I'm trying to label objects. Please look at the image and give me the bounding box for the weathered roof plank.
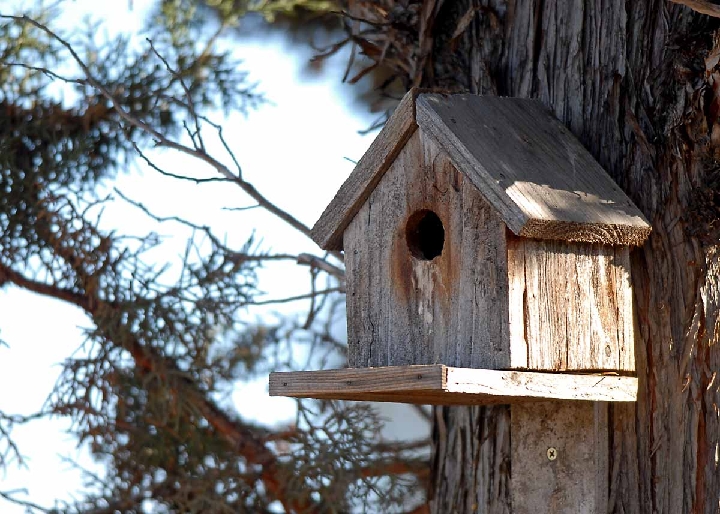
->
[416,94,651,245]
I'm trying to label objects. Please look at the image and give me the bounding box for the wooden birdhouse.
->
[270,90,651,513]
[270,89,650,406]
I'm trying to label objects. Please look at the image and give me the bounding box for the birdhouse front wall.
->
[343,129,511,370]
[342,129,637,374]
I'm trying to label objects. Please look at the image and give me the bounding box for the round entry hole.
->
[406,210,444,260]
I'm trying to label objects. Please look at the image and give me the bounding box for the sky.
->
[0,1,428,511]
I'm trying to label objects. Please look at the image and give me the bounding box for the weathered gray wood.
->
[269,365,638,404]
[507,236,635,371]
[511,402,609,514]
[310,88,420,251]
[344,128,510,369]
[446,368,636,401]
[416,94,651,246]
[613,247,635,371]
[507,231,528,369]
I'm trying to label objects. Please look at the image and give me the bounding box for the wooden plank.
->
[588,247,622,370]
[614,246,635,371]
[310,88,421,251]
[445,368,636,401]
[342,204,367,368]
[566,243,594,370]
[343,129,510,369]
[343,131,420,367]
[271,365,445,396]
[511,402,609,514]
[419,131,510,369]
[524,239,568,369]
[269,366,638,405]
[416,93,651,246]
[507,233,528,368]
[507,238,635,372]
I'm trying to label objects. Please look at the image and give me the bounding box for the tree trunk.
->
[425,1,720,512]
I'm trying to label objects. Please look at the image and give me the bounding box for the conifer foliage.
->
[0,1,428,512]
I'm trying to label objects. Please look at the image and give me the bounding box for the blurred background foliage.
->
[0,0,430,512]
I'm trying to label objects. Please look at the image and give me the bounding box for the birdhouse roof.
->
[311,89,651,251]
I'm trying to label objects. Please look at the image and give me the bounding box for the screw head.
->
[547,447,558,461]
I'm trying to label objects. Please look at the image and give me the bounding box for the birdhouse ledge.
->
[269,366,637,404]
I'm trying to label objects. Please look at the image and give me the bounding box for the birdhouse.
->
[270,89,650,405]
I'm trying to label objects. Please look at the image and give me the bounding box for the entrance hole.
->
[405,209,444,260]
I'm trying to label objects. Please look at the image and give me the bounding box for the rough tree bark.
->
[422,1,720,512]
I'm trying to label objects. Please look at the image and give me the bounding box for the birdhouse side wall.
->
[507,235,635,372]
[343,129,511,369]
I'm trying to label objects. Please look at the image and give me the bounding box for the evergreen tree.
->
[0,1,426,512]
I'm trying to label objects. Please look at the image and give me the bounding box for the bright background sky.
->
[0,1,428,511]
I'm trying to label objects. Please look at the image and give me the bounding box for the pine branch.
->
[1,14,337,262]
[251,287,344,306]
[0,489,53,513]
[359,457,429,479]
[0,12,426,512]
[0,263,319,512]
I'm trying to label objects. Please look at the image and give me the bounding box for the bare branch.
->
[129,141,231,184]
[401,504,430,514]
[4,61,86,85]
[359,458,429,479]
[145,36,206,152]
[0,263,88,310]
[115,190,324,276]
[297,253,346,280]
[222,204,261,212]
[0,489,53,513]
[252,287,344,306]
[2,14,321,253]
[412,404,432,423]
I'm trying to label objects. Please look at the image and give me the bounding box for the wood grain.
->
[269,365,638,404]
[310,88,420,251]
[507,230,528,368]
[416,93,651,246]
[343,129,510,369]
[511,402,609,513]
[507,236,635,372]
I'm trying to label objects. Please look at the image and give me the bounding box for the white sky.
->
[0,1,428,511]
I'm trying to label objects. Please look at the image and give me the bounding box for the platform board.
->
[269,365,637,405]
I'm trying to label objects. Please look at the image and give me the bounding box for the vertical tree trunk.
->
[426,1,720,512]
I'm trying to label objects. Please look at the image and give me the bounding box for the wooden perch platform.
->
[269,365,637,405]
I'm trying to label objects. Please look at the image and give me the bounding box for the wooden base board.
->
[269,365,637,405]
